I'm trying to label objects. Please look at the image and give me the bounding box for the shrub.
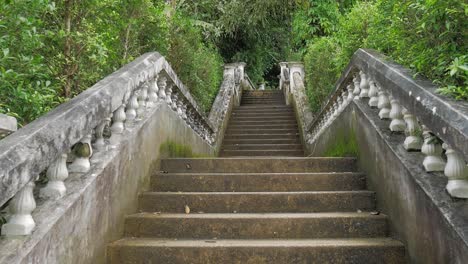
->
[303,37,340,112]
[301,0,467,113]
[166,13,223,113]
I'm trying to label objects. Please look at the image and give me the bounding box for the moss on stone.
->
[159,141,210,158]
[323,128,359,157]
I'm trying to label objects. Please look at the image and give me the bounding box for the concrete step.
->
[152,172,366,192]
[227,124,298,130]
[220,149,304,157]
[235,105,291,109]
[226,128,299,135]
[223,133,300,140]
[222,138,301,145]
[230,116,296,122]
[241,99,285,102]
[241,101,281,105]
[241,97,284,100]
[138,191,375,213]
[229,120,297,125]
[222,143,303,150]
[160,157,358,173]
[233,109,294,114]
[231,112,295,117]
[108,238,405,264]
[124,212,388,239]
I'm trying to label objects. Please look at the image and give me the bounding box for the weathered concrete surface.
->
[0,102,214,264]
[0,114,17,138]
[152,172,366,192]
[308,101,468,263]
[108,238,405,264]
[161,157,357,173]
[208,65,241,153]
[124,212,388,239]
[138,190,376,213]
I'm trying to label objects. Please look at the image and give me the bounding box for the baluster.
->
[182,104,188,120]
[40,154,68,199]
[443,144,468,198]
[346,84,353,102]
[377,88,391,119]
[359,71,369,99]
[111,104,126,134]
[421,126,445,172]
[368,80,379,107]
[147,79,158,108]
[176,99,184,117]
[94,117,111,151]
[126,91,139,121]
[69,133,93,173]
[1,182,36,236]
[340,91,348,111]
[157,76,167,100]
[352,76,360,100]
[402,109,423,150]
[171,91,178,111]
[165,83,173,105]
[137,83,148,116]
[389,97,405,132]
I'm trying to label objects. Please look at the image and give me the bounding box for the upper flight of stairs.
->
[107,158,405,263]
[107,89,405,263]
[221,90,303,157]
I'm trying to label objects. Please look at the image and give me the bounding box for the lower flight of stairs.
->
[221,90,303,157]
[107,157,405,264]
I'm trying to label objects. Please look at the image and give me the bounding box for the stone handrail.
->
[208,63,246,152]
[244,73,257,90]
[0,52,229,236]
[306,48,468,198]
[279,62,314,145]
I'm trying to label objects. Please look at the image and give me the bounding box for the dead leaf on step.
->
[370,211,380,215]
[198,211,204,214]
[160,171,168,174]
[186,163,191,169]
[185,205,190,214]
[357,209,362,213]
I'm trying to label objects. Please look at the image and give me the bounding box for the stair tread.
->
[144,190,374,195]
[128,212,386,219]
[109,237,404,248]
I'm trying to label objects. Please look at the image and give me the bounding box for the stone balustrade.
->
[304,49,468,199]
[279,62,314,145]
[0,52,244,238]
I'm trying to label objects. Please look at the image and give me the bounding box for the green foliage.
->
[0,0,223,125]
[166,13,223,112]
[303,37,340,112]
[178,0,296,84]
[299,0,467,113]
[323,128,359,157]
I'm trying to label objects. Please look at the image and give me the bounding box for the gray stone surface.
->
[308,101,468,263]
[0,114,17,138]
[208,63,244,153]
[0,102,214,264]
[0,52,214,208]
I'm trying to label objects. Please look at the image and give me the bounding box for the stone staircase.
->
[221,90,303,157]
[107,90,405,263]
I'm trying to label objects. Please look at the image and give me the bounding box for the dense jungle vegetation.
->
[0,0,466,126]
